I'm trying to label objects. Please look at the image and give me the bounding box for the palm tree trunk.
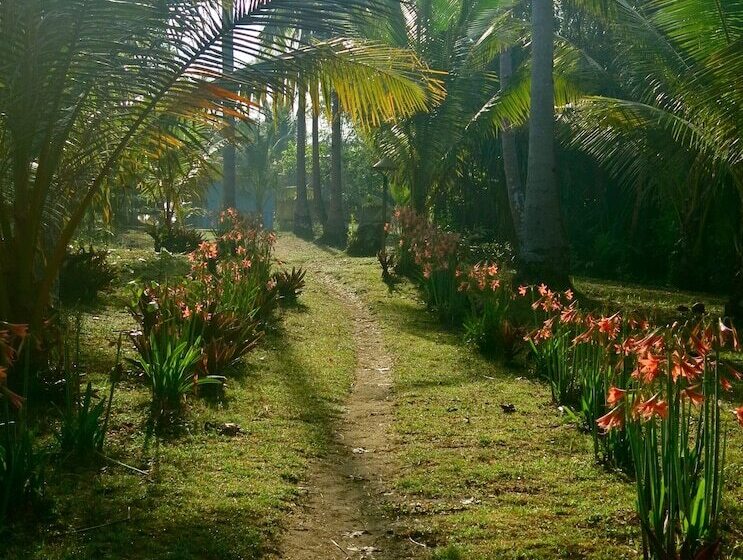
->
[293,85,313,238]
[312,108,327,225]
[520,0,569,285]
[222,1,236,211]
[499,48,524,241]
[325,91,346,246]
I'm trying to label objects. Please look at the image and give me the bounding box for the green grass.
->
[279,236,743,560]
[6,231,357,560]
[5,232,742,559]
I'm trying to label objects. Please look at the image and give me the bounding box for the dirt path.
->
[281,274,417,560]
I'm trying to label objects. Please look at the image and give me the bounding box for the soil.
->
[280,274,422,560]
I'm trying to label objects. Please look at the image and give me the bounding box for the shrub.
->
[59,246,116,304]
[346,222,384,256]
[0,422,45,524]
[54,336,121,462]
[146,223,204,253]
[272,267,306,305]
[130,331,221,416]
[55,381,109,461]
[0,323,43,524]
[459,262,521,357]
[128,284,262,378]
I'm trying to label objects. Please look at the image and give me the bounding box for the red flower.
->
[719,319,740,351]
[681,385,705,406]
[597,407,624,431]
[671,351,704,382]
[736,406,743,428]
[634,352,662,383]
[537,283,548,296]
[560,304,579,325]
[607,387,627,407]
[6,324,28,339]
[564,289,574,301]
[633,394,668,421]
[597,312,621,340]
[518,285,528,297]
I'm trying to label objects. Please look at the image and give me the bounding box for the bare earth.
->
[280,273,421,560]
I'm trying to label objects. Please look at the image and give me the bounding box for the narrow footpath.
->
[281,270,418,560]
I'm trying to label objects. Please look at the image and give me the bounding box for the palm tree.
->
[222,0,237,210]
[0,0,443,327]
[323,91,347,245]
[311,96,328,225]
[560,0,743,309]
[520,0,569,284]
[499,47,524,237]
[294,82,314,237]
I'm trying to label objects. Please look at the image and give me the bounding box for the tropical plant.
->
[130,331,219,416]
[59,246,117,304]
[559,0,743,310]
[599,320,742,560]
[146,224,205,254]
[0,0,443,330]
[272,267,307,305]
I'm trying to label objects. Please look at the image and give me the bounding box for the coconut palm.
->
[560,0,743,309]
[0,0,443,327]
[323,91,347,245]
[519,0,570,284]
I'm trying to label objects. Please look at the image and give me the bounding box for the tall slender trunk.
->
[499,48,524,242]
[221,1,236,211]
[293,85,313,238]
[312,108,327,226]
[324,91,346,246]
[520,0,569,285]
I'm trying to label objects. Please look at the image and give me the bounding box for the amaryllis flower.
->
[1,386,25,410]
[564,289,574,301]
[633,394,668,421]
[681,385,705,406]
[718,319,740,351]
[671,351,704,382]
[634,352,662,383]
[518,285,528,297]
[597,407,624,431]
[597,313,621,340]
[537,283,549,296]
[736,406,743,428]
[5,324,28,339]
[607,387,628,407]
[560,304,579,325]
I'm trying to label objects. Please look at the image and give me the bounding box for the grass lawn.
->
[278,235,743,560]
[5,232,742,559]
[7,232,357,560]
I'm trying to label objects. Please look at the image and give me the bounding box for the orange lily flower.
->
[607,387,627,407]
[597,407,624,431]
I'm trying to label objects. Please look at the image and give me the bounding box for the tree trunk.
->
[312,108,327,226]
[293,85,313,238]
[221,1,236,211]
[520,0,569,286]
[324,91,346,246]
[499,48,524,242]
